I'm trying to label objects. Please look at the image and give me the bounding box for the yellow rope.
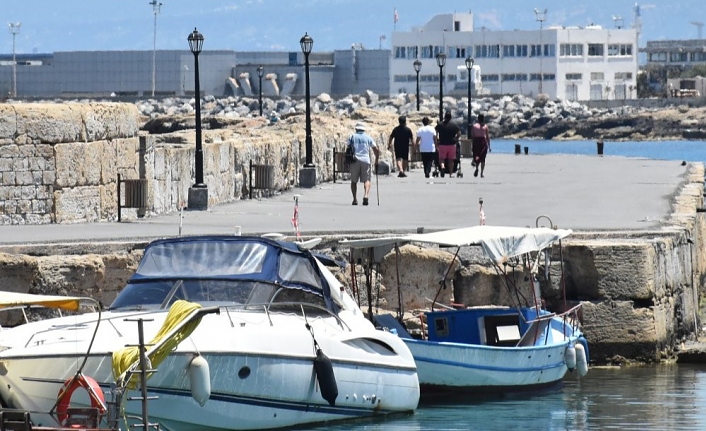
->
[112,300,203,389]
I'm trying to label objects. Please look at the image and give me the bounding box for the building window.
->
[454,21,461,32]
[407,46,418,58]
[421,45,433,59]
[588,44,604,56]
[691,52,706,62]
[608,44,633,56]
[503,45,515,57]
[502,73,528,81]
[530,44,541,57]
[649,52,667,62]
[560,43,584,57]
[566,73,582,80]
[543,44,556,57]
[670,52,688,62]
[482,74,500,82]
[590,72,605,81]
[530,73,541,81]
[394,47,406,59]
[516,45,528,57]
[543,74,555,81]
[614,72,633,80]
[453,47,466,58]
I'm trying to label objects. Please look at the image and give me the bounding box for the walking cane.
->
[375,164,380,206]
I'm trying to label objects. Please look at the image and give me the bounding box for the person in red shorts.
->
[435,111,461,178]
[471,113,491,178]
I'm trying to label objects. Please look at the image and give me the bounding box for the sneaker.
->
[352,200,358,205]
[425,173,430,178]
[440,170,445,178]
[400,172,407,178]
[474,168,479,177]
[397,172,403,177]
[363,197,369,206]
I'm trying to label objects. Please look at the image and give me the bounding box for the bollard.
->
[514,144,521,154]
[524,146,529,155]
[597,140,604,155]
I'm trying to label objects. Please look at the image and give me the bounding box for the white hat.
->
[354,122,366,131]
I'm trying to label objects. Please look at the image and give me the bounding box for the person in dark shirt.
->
[435,111,461,178]
[388,115,414,177]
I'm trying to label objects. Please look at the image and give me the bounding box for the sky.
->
[1,1,702,54]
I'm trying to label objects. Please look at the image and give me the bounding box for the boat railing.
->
[246,301,352,332]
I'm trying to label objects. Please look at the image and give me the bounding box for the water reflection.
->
[306,365,706,430]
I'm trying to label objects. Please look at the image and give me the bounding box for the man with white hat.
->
[347,121,379,205]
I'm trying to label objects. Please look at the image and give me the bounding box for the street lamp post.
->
[257,65,264,116]
[436,52,446,122]
[465,57,474,139]
[298,32,316,188]
[187,28,207,210]
[150,1,162,98]
[413,59,421,111]
[8,22,20,98]
[534,8,547,95]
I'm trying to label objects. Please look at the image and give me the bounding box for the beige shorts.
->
[350,161,371,183]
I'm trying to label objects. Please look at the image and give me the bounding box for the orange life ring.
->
[56,373,107,424]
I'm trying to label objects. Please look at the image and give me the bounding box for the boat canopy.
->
[0,291,88,311]
[340,226,571,264]
[130,235,332,299]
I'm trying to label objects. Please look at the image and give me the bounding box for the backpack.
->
[345,136,357,164]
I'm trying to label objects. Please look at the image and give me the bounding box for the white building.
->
[391,13,638,101]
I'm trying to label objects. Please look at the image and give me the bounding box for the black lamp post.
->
[413,59,422,111]
[187,27,207,210]
[436,52,446,122]
[300,33,314,167]
[465,56,474,139]
[257,65,264,116]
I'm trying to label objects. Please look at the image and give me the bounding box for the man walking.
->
[435,111,461,178]
[348,122,379,206]
[415,117,437,178]
[388,115,414,177]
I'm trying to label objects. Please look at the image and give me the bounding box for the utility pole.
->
[8,22,20,98]
[534,8,547,95]
[150,1,163,98]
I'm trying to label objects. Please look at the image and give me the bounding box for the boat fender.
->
[188,354,211,407]
[56,374,107,425]
[565,344,577,372]
[575,343,589,377]
[313,348,338,406]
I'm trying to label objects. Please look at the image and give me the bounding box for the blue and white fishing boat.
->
[0,235,419,430]
[341,224,589,394]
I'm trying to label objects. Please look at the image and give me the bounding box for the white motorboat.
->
[341,224,589,394]
[0,235,420,430]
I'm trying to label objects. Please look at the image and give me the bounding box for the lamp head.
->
[188,28,204,55]
[257,66,264,78]
[300,33,313,55]
[413,59,422,73]
[465,57,474,70]
[436,52,446,68]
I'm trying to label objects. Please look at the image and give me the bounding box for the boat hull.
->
[0,309,419,430]
[405,337,574,393]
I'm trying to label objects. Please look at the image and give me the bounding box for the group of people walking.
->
[346,112,491,205]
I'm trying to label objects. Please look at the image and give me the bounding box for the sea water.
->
[490,138,706,163]
[305,365,706,431]
[308,139,706,430]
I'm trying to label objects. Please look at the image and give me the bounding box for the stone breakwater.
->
[137,91,706,141]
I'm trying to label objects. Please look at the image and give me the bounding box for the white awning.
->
[340,226,571,264]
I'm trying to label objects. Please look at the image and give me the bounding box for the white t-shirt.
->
[417,125,436,153]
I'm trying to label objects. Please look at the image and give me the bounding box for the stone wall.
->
[0,103,395,224]
[0,103,140,224]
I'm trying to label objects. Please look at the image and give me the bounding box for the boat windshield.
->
[109,278,327,310]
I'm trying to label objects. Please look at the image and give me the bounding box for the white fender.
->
[575,343,588,377]
[188,355,211,406]
[565,344,577,372]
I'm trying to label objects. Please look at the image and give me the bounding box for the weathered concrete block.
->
[454,264,517,307]
[84,103,139,141]
[581,300,662,362]
[0,105,17,140]
[15,104,84,144]
[379,244,459,310]
[54,186,101,223]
